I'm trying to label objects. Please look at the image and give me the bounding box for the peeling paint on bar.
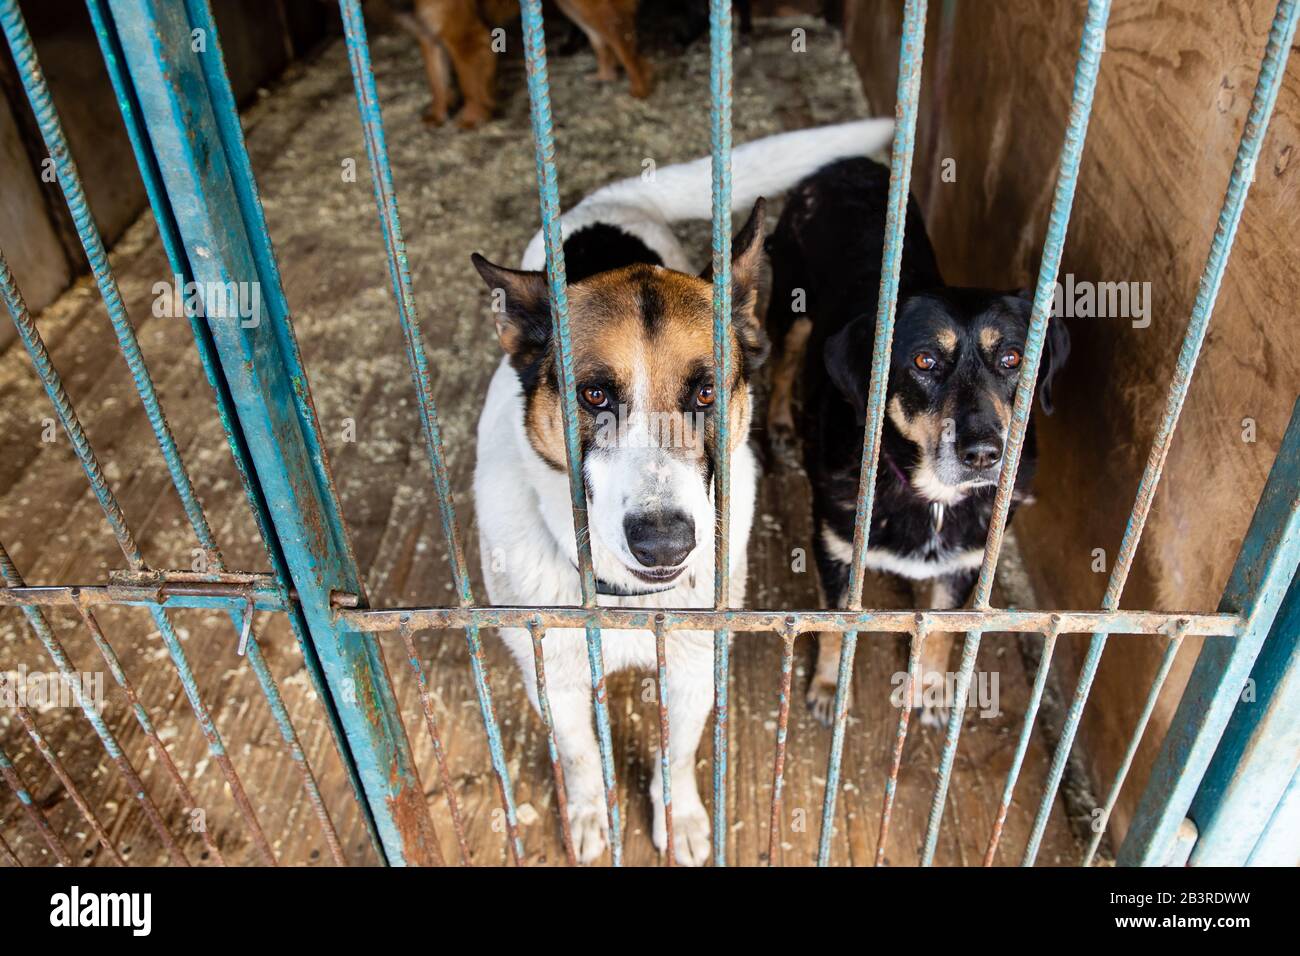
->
[709,0,735,868]
[336,605,1237,638]
[103,0,439,866]
[531,620,578,865]
[653,615,675,866]
[0,248,274,865]
[819,0,927,867]
[925,0,1112,865]
[89,0,377,858]
[0,742,73,866]
[519,0,622,865]
[1045,0,1300,868]
[398,623,468,866]
[336,0,523,866]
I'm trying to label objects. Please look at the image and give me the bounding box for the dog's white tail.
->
[591,117,895,222]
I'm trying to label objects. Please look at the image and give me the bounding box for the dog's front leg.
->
[650,631,714,866]
[912,569,977,728]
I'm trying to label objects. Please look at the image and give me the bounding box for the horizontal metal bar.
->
[0,583,287,613]
[337,606,1239,637]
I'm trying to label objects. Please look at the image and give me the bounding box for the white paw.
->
[568,801,609,865]
[653,798,712,866]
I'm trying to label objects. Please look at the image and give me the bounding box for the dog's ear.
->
[823,315,874,425]
[1038,314,1070,415]
[701,198,770,373]
[471,254,552,367]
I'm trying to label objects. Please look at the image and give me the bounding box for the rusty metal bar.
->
[397,623,465,866]
[876,615,925,865]
[337,0,524,867]
[518,0,622,865]
[653,615,675,867]
[0,829,18,867]
[87,0,378,856]
[922,0,1112,865]
[105,0,440,865]
[530,620,577,865]
[983,617,1061,865]
[336,605,1237,638]
[0,742,73,866]
[0,5,335,861]
[708,0,735,869]
[0,256,274,864]
[766,620,797,866]
[2,680,124,865]
[1034,0,1299,867]
[1083,620,1188,865]
[0,543,187,865]
[73,603,226,865]
[818,0,928,869]
[0,581,285,612]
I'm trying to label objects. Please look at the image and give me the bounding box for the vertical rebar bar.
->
[818,0,928,868]
[922,0,1111,865]
[530,620,577,866]
[518,0,622,865]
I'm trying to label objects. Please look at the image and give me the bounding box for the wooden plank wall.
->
[842,0,1299,847]
[0,0,335,329]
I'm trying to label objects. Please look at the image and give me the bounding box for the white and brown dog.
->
[471,119,894,865]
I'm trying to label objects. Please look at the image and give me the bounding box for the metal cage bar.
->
[336,0,524,866]
[1031,0,1300,867]
[73,602,227,865]
[1120,396,1300,865]
[0,742,73,866]
[923,0,1112,865]
[530,620,579,865]
[983,617,1061,864]
[1082,620,1188,866]
[2,0,346,866]
[0,256,274,864]
[0,673,124,865]
[0,0,1292,870]
[86,0,377,857]
[0,539,187,864]
[518,0,623,865]
[1188,568,1300,865]
[100,0,441,866]
[708,0,736,868]
[0,828,19,867]
[817,0,927,867]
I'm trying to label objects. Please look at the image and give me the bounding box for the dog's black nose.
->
[624,511,695,568]
[960,437,1003,471]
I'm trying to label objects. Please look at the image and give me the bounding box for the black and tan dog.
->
[765,157,1069,726]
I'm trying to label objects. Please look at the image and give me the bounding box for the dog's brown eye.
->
[1000,349,1023,370]
[913,352,936,371]
[581,386,609,408]
[696,385,715,408]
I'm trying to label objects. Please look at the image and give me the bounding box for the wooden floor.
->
[0,19,1090,867]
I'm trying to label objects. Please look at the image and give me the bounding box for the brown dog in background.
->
[394,0,652,129]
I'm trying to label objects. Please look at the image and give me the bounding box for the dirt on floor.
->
[0,16,1094,867]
